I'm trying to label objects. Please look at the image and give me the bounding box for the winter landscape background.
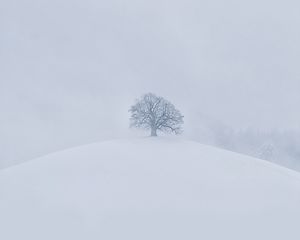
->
[1,0,300,169]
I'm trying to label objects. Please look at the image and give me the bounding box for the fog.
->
[1,0,300,168]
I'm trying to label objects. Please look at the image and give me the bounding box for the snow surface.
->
[1,138,300,240]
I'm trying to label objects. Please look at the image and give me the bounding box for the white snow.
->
[1,138,300,240]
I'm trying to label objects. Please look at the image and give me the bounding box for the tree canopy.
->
[129,93,184,136]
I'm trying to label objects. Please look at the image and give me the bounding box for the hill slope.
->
[1,138,300,240]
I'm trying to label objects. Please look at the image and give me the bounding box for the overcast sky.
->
[1,0,300,167]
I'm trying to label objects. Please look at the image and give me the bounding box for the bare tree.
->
[258,142,276,161]
[129,93,184,136]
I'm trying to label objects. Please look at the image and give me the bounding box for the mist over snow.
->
[1,0,300,168]
[1,2,300,239]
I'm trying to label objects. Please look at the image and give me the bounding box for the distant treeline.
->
[189,117,300,171]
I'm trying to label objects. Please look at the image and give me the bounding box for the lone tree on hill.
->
[129,93,184,136]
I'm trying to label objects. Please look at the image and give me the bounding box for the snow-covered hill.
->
[1,138,300,240]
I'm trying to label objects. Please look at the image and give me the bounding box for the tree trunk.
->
[151,128,157,137]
